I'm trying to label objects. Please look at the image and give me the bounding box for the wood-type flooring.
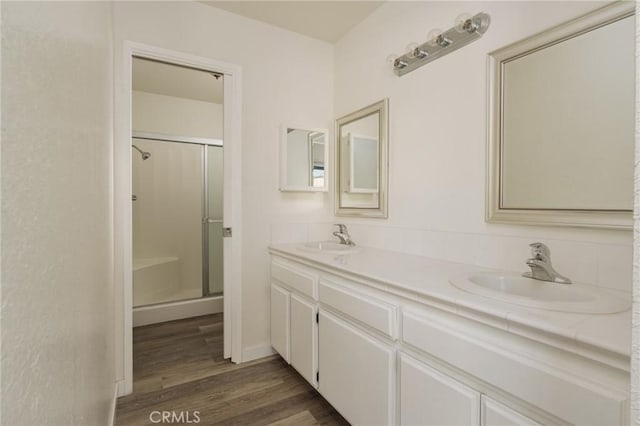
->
[116,313,349,426]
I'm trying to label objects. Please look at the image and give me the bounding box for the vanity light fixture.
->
[391,12,490,76]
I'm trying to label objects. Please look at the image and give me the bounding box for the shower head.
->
[132,144,151,160]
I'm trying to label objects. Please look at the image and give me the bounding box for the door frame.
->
[116,41,243,395]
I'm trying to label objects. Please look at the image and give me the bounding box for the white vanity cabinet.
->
[481,396,540,426]
[399,353,480,426]
[398,352,541,426]
[269,251,630,426]
[270,260,318,387]
[318,310,394,426]
[270,283,290,363]
[290,294,317,386]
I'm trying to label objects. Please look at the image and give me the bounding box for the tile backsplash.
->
[270,222,633,293]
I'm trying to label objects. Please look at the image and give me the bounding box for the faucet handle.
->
[529,242,550,260]
[334,224,348,234]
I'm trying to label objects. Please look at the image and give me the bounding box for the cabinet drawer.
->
[401,309,627,425]
[319,279,396,339]
[271,260,316,299]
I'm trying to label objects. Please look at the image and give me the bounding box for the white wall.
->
[1,2,115,424]
[272,2,634,296]
[113,1,334,377]
[132,90,223,139]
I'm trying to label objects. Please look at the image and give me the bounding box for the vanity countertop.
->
[269,243,631,360]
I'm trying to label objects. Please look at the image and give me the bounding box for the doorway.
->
[118,43,243,396]
[132,138,224,309]
[131,56,224,319]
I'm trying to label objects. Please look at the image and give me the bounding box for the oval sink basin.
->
[297,241,359,254]
[449,273,630,314]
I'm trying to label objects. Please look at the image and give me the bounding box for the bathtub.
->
[133,257,181,306]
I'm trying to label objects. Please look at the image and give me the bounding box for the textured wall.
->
[1,2,115,424]
[632,2,639,423]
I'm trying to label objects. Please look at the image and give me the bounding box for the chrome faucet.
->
[522,242,571,284]
[333,224,355,246]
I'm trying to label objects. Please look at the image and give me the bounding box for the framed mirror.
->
[280,126,328,192]
[487,2,634,229]
[336,99,388,218]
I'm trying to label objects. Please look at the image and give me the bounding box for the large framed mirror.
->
[336,99,388,218]
[487,2,634,229]
[280,125,329,192]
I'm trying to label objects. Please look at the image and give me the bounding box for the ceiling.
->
[132,57,224,104]
[200,1,384,43]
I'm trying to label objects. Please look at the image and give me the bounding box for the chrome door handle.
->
[203,218,223,224]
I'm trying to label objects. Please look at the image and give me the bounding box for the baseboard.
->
[242,345,276,362]
[133,296,223,327]
[116,379,127,398]
[108,382,119,426]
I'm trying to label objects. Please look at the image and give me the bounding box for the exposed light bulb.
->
[394,58,408,69]
[427,28,451,47]
[412,45,428,59]
[454,13,473,33]
[386,54,408,70]
[405,42,419,57]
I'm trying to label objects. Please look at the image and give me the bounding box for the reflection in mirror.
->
[280,126,328,192]
[349,134,378,193]
[487,2,634,229]
[336,99,388,217]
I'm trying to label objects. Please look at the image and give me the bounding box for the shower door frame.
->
[131,132,224,300]
[116,42,243,397]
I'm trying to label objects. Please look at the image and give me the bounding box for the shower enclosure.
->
[132,136,223,307]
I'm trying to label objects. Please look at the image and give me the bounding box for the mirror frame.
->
[486,2,634,230]
[279,125,329,192]
[335,98,389,218]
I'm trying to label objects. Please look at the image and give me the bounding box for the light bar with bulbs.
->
[391,12,491,76]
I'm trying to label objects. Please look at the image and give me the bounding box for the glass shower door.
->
[204,145,224,296]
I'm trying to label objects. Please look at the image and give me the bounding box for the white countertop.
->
[269,243,631,359]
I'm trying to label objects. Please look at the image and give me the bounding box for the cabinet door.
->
[481,396,540,426]
[290,294,317,387]
[400,354,480,426]
[270,284,290,362]
[318,310,394,426]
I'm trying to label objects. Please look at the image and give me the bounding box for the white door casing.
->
[116,41,243,396]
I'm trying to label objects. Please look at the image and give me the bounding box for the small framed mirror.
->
[336,99,388,218]
[487,2,634,229]
[280,126,329,192]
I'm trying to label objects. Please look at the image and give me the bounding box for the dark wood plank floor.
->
[116,313,349,426]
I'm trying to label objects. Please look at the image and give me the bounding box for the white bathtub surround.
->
[271,222,633,294]
[270,243,631,425]
[133,297,223,327]
[132,257,185,306]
